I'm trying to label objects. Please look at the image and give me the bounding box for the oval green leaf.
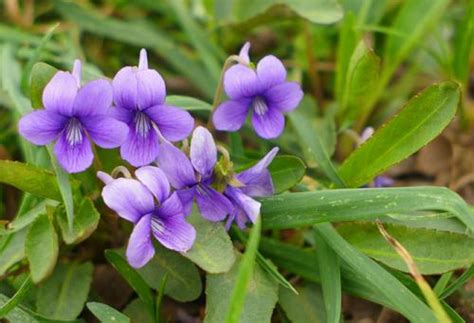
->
[339,81,461,188]
[0,161,61,201]
[338,222,474,274]
[26,213,58,283]
[204,253,278,323]
[56,198,100,245]
[137,243,202,302]
[87,302,130,323]
[184,210,235,273]
[36,262,93,320]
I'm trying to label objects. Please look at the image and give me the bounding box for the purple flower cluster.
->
[19,45,300,268]
[20,50,194,173]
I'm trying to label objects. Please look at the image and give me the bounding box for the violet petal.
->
[156,143,196,189]
[264,82,303,113]
[256,55,286,90]
[136,69,166,109]
[190,126,217,177]
[81,115,128,148]
[120,123,159,167]
[212,99,250,132]
[126,214,155,268]
[195,185,232,221]
[176,187,196,217]
[251,108,285,139]
[225,186,260,224]
[144,104,194,142]
[112,67,138,110]
[54,128,94,173]
[153,193,196,252]
[72,79,113,117]
[43,71,78,116]
[102,178,154,223]
[18,110,67,145]
[135,166,170,204]
[224,64,259,100]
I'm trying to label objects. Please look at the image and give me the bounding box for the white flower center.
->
[151,216,164,234]
[135,112,151,137]
[66,118,83,145]
[251,96,268,115]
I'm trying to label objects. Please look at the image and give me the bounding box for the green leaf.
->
[0,161,61,201]
[136,243,202,302]
[205,253,278,323]
[268,156,306,193]
[0,276,33,318]
[123,299,154,323]
[36,262,93,320]
[56,198,100,244]
[261,186,474,233]
[0,294,38,323]
[184,210,236,273]
[339,82,460,188]
[339,41,380,126]
[165,95,212,111]
[25,213,58,283]
[289,110,345,187]
[2,200,58,235]
[46,145,75,232]
[216,0,343,25]
[314,229,341,323]
[259,236,438,320]
[314,223,437,322]
[279,283,326,323]
[87,302,130,323]
[225,217,261,322]
[29,62,58,109]
[335,12,359,105]
[337,222,474,274]
[105,250,155,315]
[440,265,474,299]
[0,229,27,275]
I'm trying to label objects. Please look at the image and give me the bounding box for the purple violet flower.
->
[225,147,279,229]
[112,49,194,167]
[156,126,233,221]
[19,60,128,173]
[100,166,196,268]
[212,43,303,139]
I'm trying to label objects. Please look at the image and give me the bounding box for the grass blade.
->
[314,228,341,323]
[289,110,345,187]
[260,186,474,233]
[46,145,74,231]
[0,275,33,318]
[314,223,437,322]
[224,216,261,323]
[440,265,474,300]
[105,250,155,317]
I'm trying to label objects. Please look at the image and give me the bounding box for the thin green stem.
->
[155,274,168,323]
